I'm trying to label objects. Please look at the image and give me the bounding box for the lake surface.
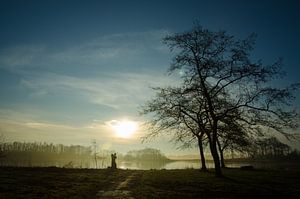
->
[118,160,243,170]
[2,156,299,170]
[117,160,300,170]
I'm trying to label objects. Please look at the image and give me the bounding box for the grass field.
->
[0,167,299,198]
[0,167,130,198]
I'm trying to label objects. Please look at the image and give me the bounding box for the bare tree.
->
[142,86,209,171]
[143,25,299,177]
[0,134,6,160]
[91,139,99,168]
[216,121,250,168]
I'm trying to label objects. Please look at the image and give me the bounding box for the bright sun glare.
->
[111,120,138,138]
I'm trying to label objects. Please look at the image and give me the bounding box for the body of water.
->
[118,160,300,170]
[2,157,299,170]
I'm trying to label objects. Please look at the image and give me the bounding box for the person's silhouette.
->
[111,153,117,169]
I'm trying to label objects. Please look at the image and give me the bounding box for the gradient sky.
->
[0,0,299,155]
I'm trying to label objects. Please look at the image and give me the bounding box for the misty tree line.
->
[0,141,121,168]
[0,142,91,154]
[245,137,292,158]
[216,135,296,167]
[122,148,170,170]
[0,140,170,168]
[0,142,97,168]
[123,148,169,162]
[142,24,299,176]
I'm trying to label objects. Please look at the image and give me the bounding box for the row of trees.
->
[0,141,108,168]
[245,137,291,158]
[0,142,92,167]
[142,25,299,176]
[0,141,92,154]
[123,148,169,161]
[0,140,170,168]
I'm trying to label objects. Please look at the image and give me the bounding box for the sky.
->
[0,0,299,155]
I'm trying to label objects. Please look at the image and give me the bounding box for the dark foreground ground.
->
[0,167,299,198]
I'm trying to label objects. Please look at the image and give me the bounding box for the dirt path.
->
[96,172,139,199]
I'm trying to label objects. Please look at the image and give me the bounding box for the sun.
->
[111,120,138,138]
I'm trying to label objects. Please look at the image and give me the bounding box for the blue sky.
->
[0,0,299,154]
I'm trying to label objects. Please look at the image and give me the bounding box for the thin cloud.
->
[20,71,178,109]
[0,45,45,71]
[0,30,171,82]
[0,110,113,144]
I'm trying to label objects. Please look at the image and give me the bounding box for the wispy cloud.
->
[0,30,180,152]
[1,30,176,109]
[20,71,177,109]
[0,30,171,74]
[0,45,45,71]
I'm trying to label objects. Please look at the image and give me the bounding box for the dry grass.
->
[0,167,299,198]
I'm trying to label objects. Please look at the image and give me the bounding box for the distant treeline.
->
[0,141,169,168]
[0,142,97,168]
[245,137,291,158]
[229,137,300,161]
[123,148,169,162]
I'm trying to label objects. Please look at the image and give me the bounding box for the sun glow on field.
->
[111,120,138,138]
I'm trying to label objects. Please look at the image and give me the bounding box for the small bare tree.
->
[0,134,6,160]
[142,87,209,171]
[91,139,99,169]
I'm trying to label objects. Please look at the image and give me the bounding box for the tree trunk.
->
[208,129,222,177]
[217,139,226,168]
[197,136,207,171]
[219,150,225,168]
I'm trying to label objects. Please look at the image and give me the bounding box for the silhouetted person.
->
[111,153,117,170]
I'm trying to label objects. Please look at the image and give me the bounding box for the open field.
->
[0,167,130,199]
[0,167,300,198]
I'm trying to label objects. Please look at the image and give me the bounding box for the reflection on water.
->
[118,160,218,170]
[118,160,300,170]
[118,160,168,170]
[164,161,208,169]
[2,155,298,170]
